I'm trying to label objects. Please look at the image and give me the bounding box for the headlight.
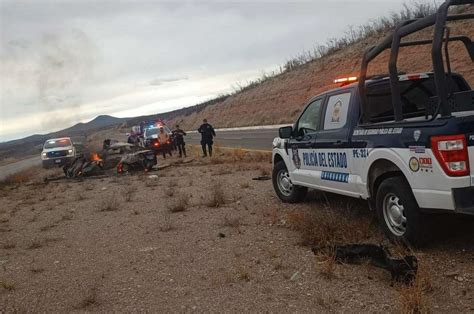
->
[68,149,73,154]
[41,152,47,157]
[272,137,284,149]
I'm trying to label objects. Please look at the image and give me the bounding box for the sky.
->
[1,0,416,142]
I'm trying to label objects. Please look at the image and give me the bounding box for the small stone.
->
[290,271,300,281]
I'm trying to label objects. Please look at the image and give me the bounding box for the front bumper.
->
[452,186,474,215]
[42,156,74,168]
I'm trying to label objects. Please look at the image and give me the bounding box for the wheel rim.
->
[382,193,407,236]
[277,169,293,196]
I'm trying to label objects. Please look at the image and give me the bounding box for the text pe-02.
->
[271,0,474,246]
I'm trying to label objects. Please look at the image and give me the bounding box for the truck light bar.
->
[398,73,430,81]
[334,76,358,86]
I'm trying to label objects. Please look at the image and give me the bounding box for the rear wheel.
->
[375,176,426,246]
[272,161,307,203]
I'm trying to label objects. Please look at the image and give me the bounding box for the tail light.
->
[117,163,123,173]
[153,142,160,147]
[431,134,470,176]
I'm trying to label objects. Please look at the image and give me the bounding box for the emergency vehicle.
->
[141,120,173,154]
[272,0,474,245]
[41,137,78,168]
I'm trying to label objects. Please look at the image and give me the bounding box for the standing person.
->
[198,119,216,157]
[158,127,172,158]
[172,125,187,158]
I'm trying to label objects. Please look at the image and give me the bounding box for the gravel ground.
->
[0,153,473,313]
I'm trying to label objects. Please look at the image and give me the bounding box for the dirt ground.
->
[0,148,473,313]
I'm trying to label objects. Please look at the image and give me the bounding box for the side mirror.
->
[279,126,293,139]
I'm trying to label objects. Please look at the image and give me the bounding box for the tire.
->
[272,160,307,203]
[375,176,427,247]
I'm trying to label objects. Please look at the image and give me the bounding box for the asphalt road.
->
[185,127,281,151]
[0,126,283,180]
[0,156,41,181]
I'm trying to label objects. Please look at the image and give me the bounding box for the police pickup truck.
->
[272,0,473,245]
[41,137,78,168]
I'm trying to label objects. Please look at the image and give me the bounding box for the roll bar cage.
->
[359,0,474,124]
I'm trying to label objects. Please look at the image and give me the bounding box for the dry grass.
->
[315,248,338,279]
[74,287,99,309]
[168,194,189,213]
[222,215,241,228]
[39,223,58,232]
[286,207,376,247]
[239,181,250,189]
[207,182,225,208]
[258,166,270,177]
[145,177,160,187]
[0,166,37,187]
[164,187,175,197]
[61,213,73,221]
[0,215,10,223]
[1,241,16,249]
[123,184,137,202]
[75,192,85,201]
[396,262,433,313]
[98,194,120,212]
[30,267,45,274]
[27,239,43,250]
[0,279,15,291]
[231,148,246,161]
[214,167,233,176]
[160,214,175,232]
[249,151,271,163]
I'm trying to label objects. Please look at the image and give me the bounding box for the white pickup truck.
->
[41,137,78,168]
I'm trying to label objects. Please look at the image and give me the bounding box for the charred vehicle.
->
[117,150,157,173]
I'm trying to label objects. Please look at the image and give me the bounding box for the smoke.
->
[36,29,99,128]
[1,28,100,132]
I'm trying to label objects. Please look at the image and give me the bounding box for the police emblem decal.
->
[413,130,421,142]
[409,157,420,172]
[291,145,301,169]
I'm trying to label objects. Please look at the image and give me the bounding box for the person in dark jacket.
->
[198,119,216,157]
[172,125,187,158]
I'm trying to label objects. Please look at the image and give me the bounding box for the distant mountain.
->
[63,115,125,134]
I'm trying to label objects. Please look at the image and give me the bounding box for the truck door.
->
[313,89,359,196]
[287,97,325,185]
[289,89,359,197]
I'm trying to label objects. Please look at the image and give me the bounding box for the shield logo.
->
[413,130,421,142]
[291,145,301,169]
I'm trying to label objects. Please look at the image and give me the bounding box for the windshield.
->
[43,139,72,149]
[145,126,170,137]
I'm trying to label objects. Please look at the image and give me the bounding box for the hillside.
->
[163,18,473,130]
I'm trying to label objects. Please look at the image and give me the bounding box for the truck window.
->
[366,76,466,123]
[297,99,323,135]
[43,139,72,149]
[323,92,351,130]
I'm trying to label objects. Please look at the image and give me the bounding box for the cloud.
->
[148,76,189,86]
[0,0,410,141]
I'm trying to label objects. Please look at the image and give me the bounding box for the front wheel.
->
[272,161,307,203]
[375,176,427,247]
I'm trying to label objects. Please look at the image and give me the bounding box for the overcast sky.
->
[1,0,416,141]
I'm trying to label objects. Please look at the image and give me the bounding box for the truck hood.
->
[42,146,74,153]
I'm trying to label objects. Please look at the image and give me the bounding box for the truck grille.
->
[47,150,68,158]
